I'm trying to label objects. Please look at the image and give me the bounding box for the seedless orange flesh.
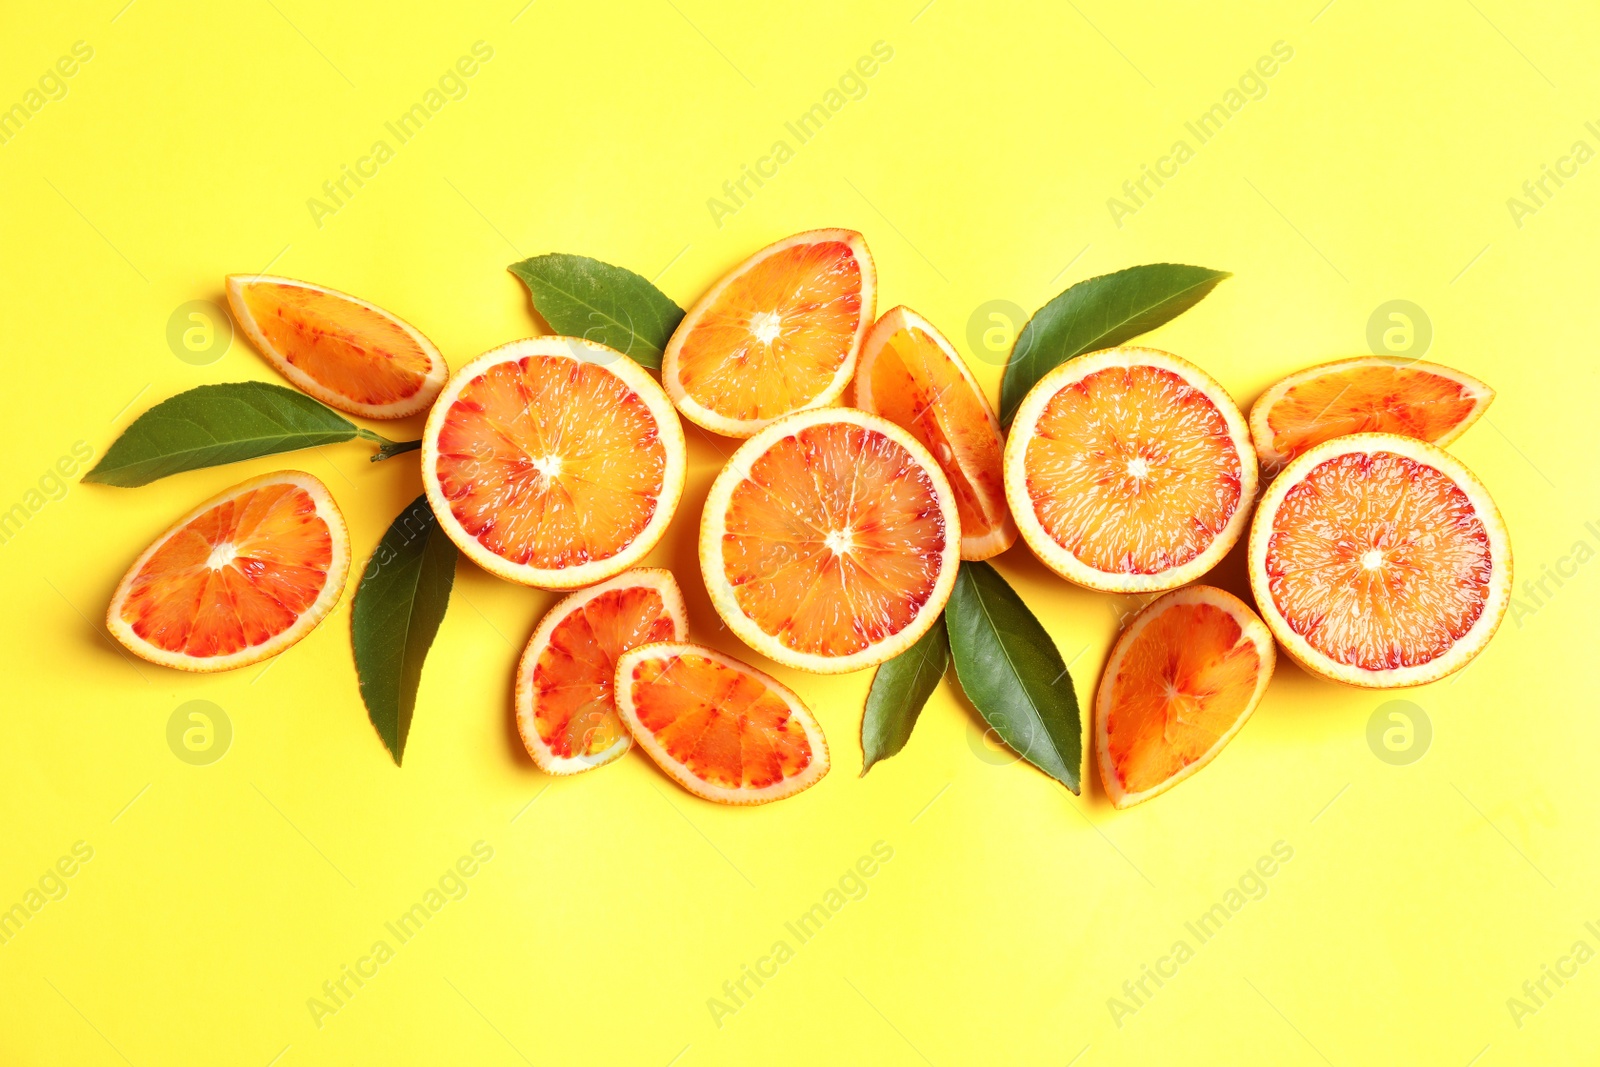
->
[700,408,960,674]
[515,569,687,775]
[854,306,1016,559]
[614,642,829,804]
[1004,347,1257,592]
[1249,356,1494,468]
[1248,433,1511,688]
[107,471,350,672]
[1096,586,1275,808]
[226,274,446,419]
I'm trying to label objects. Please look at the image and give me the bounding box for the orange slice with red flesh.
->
[699,407,960,674]
[662,229,875,437]
[1003,347,1258,593]
[854,306,1016,560]
[614,642,829,804]
[107,471,350,672]
[1095,585,1275,808]
[226,274,447,420]
[421,337,687,589]
[515,569,688,775]
[1248,432,1512,688]
[1249,356,1494,469]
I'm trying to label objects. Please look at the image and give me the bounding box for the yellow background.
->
[2,1,1596,1063]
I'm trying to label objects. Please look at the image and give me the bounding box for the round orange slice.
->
[515,569,688,775]
[854,306,1016,560]
[107,471,350,672]
[226,274,447,419]
[700,407,959,674]
[1003,347,1258,593]
[662,229,875,437]
[1095,585,1276,808]
[614,642,829,804]
[1250,356,1494,469]
[421,337,687,589]
[1248,432,1512,688]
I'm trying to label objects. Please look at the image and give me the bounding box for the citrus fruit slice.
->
[1095,585,1276,808]
[1003,346,1257,593]
[226,274,447,420]
[421,337,687,589]
[1250,356,1494,469]
[614,642,829,804]
[662,229,875,437]
[1248,432,1511,688]
[700,407,960,674]
[515,569,688,775]
[854,306,1016,560]
[106,471,350,672]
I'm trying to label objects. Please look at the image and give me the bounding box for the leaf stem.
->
[356,429,423,462]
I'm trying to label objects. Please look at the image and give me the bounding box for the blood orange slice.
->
[1003,347,1257,593]
[700,407,959,674]
[1248,432,1512,687]
[226,274,447,419]
[107,471,350,672]
[421,337,687,589]
[1095,586,1275,808]
[515,569,688,775]
[1250,356,1494,469]
[614,642,829,804]
[854,306,1016,560]
[662,229,875,437]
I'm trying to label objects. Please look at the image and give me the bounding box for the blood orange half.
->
[854,306,1016,560]
[1250,356,1494,469]
[421,337,687,589]
[662,229,875,437]
[1095,586,1275,808]
[614,642,829,804]
[226,274,447,419]
[699,407,960,674]
[107,471,350,672]
[515,569,688,775]
[1248,432,1511,687]
[1003,347,1258,593]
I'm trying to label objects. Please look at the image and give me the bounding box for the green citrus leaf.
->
[509,253,685,369]
[860,622,949,776]
[351,495,458,766]
[944,560,1082,793]
[998,263,1231,425]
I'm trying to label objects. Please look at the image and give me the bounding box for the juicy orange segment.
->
[226,275,446,419]
[422,337,687,589]
[663,229,875,436]
[1004,347,1257,592]
[700,408,960,674]
[107,472,350,672]
[855,306,1016,560]
[1096,586,1275,808]
[1248,432,1512,688]
[515,569,688,775]
[614,642,829,804]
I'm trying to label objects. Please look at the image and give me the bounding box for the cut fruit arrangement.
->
[88,235,1511,811]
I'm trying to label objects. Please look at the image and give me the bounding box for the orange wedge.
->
[421,337,687,589]
[107,471,349,672]
[1004,347,1257,593]
[662,229,875,437]
[1096,586,1275,808]
[614,642,829,804]
[700,407,959,674]
[1250,356,1494,469]
[515,569,688,775]
[1248,432,1512,687]
[226,274,447,419]
[854,306,1016,560]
